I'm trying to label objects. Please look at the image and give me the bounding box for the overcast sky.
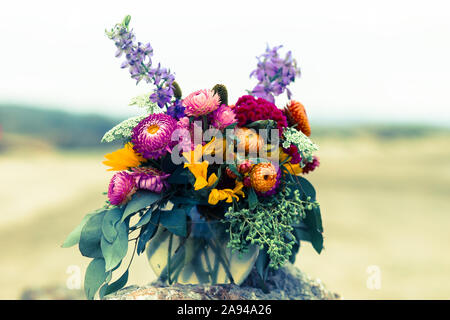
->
[1,0,449,125]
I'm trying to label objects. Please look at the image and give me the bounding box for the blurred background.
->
[0,0,449,299]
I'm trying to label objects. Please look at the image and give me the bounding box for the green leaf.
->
[132,208,154,229]
[160,209,187,237]
[62,213,94,248]
[137,211,160,255]
[122,190,160,222]
[101,207,123,243]
[298,176,316,201]
[255,249,270,281]
[248,188,259,210]
[79,211,106,258]
[303,207,323,254]
[99,270,129,299]
[167,166,191,184]
[84,258,107,300]
[100,220,129,271]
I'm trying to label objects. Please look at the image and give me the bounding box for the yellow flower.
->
[208,181,245,205]
[280,148,303,175]
[184,160,218,191]
[103,142,145,171]
[182,137,223,164]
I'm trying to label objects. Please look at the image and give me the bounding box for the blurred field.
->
[0,133,449,299]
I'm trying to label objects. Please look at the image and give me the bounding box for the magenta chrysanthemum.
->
[210,104,237,130]
[302,156,320,174]
[108,171,137,206]
[183,89,220,117]
[132,167,170,193]
[131,113,177,159]
[235,95,288,133]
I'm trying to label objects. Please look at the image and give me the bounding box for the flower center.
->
[147,124,159,134]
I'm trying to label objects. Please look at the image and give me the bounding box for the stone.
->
[104,263,340,300]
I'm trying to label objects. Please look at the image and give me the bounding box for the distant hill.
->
[0,104,448,151]
[0,104,122,149]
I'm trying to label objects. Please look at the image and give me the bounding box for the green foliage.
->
[101,218,129,271]
[160,209,187,237]
[79,211,106,258]
[137,211,160,255]
[84,258,108,300]
[99,270,129,299]
[212,84,228,106]
[62,213,94,248]
[101,207,122,243]
[225,180,320,269]
[122,190,161,222]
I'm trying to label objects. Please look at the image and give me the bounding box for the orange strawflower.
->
[249,162,277,193]
[285,100,311,137]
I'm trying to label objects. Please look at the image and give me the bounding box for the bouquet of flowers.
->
[63,15,324,300]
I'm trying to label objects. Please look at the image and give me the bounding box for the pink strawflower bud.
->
[108,171,137,206]
[132,167,170,193]
[183,89,220,117]
[210,105,237,130]
[238,160,253,174]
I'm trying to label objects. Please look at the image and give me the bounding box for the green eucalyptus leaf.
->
[122,190,160,222]
[137,211,160,255]
[248,188,259,210]
[298,177,316,201]
[255,249,270,281]
[102,207,123,243]
[303,207,323,254]
[99,270,129,299]
[160,209,187,237]
[101,219,129,272]
[84,258,107,300]
[79,211,106,258]
[62,213,94,248]
[132,208,154,229]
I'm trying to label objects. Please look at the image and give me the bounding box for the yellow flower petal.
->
[103,142,144,171]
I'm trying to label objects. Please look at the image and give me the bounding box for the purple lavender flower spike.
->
[250,45,301,103]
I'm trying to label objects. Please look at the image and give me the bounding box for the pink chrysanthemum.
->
[210,105,237,130]
[183,89,220,117]
[235,95,288,134]
[132,167,170,193]
[108,171,137,206]
[302,156,320,174]
[131,114,178,159]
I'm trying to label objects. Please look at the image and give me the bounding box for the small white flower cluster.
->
[282,127,318,166]
[129,93,162,114]
[101,114,147,143]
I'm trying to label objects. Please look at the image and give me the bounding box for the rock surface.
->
[104,263,340,300]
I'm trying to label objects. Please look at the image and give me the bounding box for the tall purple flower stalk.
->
[106,16,176,109]
[250,45,301,103]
